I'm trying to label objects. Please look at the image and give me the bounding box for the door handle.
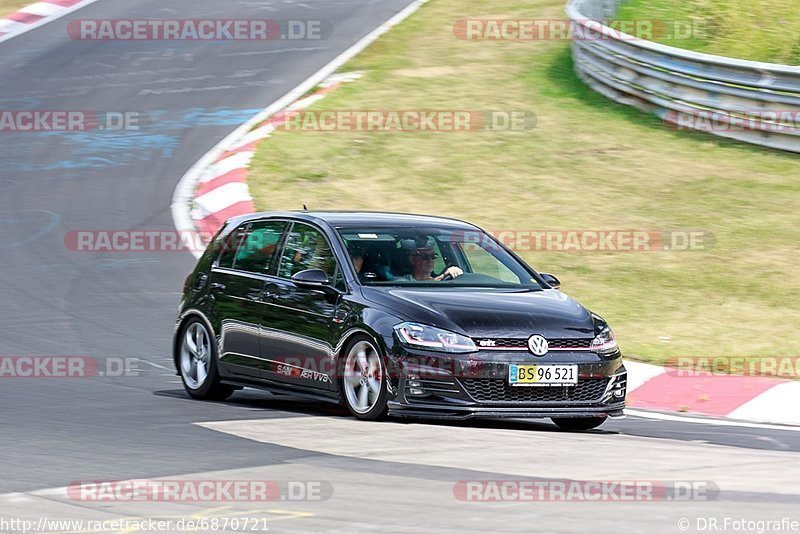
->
[210,282,226,291]
[262,289,282,301]
[261,284,283,300]
[194,274,208,290]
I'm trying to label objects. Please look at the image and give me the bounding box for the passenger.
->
[347,242,367,281]
[352,254,364,274]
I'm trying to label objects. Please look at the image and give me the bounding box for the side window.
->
[232,221,287,275]
[217,223,250,269]
[278,223,337,279]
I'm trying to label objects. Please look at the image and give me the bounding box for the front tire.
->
[178,318,234,401]
[340,336,388,421]
[551,416,607,431]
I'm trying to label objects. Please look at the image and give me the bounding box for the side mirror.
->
[291,268,331,290]
[540,273,561,290]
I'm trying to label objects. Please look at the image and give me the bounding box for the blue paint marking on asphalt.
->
[0,97,43,108]
[0,108,263,172]
[40,157,121,170]
[0,154,126,172]
[57,132,181,159]
[153,107,263,129]
[0,209,61,247]
[0,161,36,172]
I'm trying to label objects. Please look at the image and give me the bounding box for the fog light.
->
[613,387,626,397]
[409,388,425,396]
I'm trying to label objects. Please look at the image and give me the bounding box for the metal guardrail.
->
[566,0,800,153]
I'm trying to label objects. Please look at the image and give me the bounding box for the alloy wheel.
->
[180,321,211,390]
[343,340,383,414]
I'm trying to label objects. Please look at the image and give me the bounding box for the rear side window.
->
[217,224,249,269]
[217,221,287,275]
[233,221,287,274]
[278,223,337,279]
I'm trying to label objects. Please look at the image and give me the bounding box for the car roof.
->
[229,211,481,230]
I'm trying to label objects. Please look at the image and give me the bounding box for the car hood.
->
[361,287,596,339]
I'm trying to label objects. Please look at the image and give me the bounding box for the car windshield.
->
[338,227,542,289]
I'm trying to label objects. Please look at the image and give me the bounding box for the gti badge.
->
[478,339,496,347]
[527,335,549,356]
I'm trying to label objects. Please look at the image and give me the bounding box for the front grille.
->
[459,378,610,403]
[550,338,592,350]
[473,338,593,350]
[474,338,527,349]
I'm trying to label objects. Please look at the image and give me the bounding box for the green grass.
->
[618,0,800,64]
[0,0,31,17]
[248,0,800,365]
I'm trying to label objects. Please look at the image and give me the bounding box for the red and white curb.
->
[189,72,360,239]
[626,360,800,426]
[0,0,100,43]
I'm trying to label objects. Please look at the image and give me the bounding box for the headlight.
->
[591,326,618,355]
[394,322,477,353]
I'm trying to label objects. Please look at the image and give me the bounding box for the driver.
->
[393,244,463,282]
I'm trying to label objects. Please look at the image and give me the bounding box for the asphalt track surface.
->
[0,1,798,532]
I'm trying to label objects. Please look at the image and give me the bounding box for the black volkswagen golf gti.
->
[174,211,626,430]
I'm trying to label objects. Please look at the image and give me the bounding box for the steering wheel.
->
[440,268,455,281]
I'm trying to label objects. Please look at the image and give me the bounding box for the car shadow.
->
[155,388,351,417]
[156,388,619,434]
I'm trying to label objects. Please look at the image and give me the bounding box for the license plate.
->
[508,364,578,386]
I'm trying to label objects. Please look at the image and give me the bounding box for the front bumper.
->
[385,348,627,420]
[388,401,626,420]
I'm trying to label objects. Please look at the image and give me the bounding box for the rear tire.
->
[551,416,607,431]
[178,318,234,401]
[340,335,388,421]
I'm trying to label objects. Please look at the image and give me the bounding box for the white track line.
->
[728,382,800,425]
[626,408,800,432]
[171,0,430,258]
[0,19,28,33]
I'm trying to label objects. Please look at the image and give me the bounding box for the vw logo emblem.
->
[527,335,549,356]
